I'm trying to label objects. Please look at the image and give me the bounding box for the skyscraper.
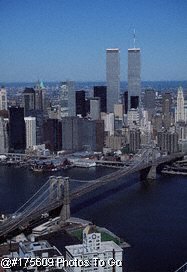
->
[129,128,141,153]
[123,91,128,114]
[90,97,100,120]
[8,107,26,153]
[128,48,141,110]
[0,87,7,111]
[144,89,155,110]
[43,119,62,152]
[22,88,35,116]
[106,48,120,113]
[176,86,185,122]
[60,81,75,117]
[24,117,36,149]
[35,81,46,111]
[94,86,107,113]
[157,130,179,154]
[162,92,172,114]
[162,92,172,129]
[76,90,86,117]
[0,117,8,153]
[61,117,104,152]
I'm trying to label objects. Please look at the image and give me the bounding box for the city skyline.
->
[0,0,187,82]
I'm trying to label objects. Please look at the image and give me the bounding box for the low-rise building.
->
[65,225,123,272]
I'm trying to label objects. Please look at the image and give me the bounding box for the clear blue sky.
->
[0,0,187,82]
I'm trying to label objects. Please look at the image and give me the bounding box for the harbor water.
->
[0,166,187,271]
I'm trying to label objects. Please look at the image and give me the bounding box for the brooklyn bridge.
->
[0,147,184,241]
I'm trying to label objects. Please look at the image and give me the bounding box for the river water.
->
[0,166,187,272]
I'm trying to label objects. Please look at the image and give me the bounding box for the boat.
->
[30,158,72,172]
[73,160,96,168]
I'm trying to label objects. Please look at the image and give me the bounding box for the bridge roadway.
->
[70,151,184,199]
[0,150,184,239]
[0,200,64,238]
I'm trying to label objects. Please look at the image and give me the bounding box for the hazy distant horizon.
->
[1,80,187,91]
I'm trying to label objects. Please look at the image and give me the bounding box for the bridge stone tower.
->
[146,148,157,182]
[49,176,58,201]
[49,176,63,201]
[140,148,157,183]
[60,177,71,224]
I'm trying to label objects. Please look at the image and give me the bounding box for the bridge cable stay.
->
[0,187,51,233]
[14,179,51,214]
[0,180,52,230]
[70,158,145,198]
[0,181,61,236]
[19,183,57,217]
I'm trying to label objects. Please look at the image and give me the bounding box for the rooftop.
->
[128,48,140,51]
[106,48,119,52]
[23,87,35,94]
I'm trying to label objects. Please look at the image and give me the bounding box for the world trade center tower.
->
[128,47,141,110]
[106,48,120,113]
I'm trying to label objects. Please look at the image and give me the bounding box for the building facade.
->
[23,88,35,116]
[76,90,86,117]
[0,87,7,111]
[157,130,179,154]
[90,97,100,120]
[43,119,62,152]
[129,128,141,153]
[0,117,8,153]
[175,86,185,123]
[8,107,26,153]
[60,81,75,117]
[94,86,107,113]
[61,117,104,152]
[128,48,141,110]
[65,225,123,272]
[24,117,36,149]
[106,49,120,113]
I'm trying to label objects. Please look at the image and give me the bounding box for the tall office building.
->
[24,117,36,149]
[90,97,100,120]
[128,48,141,110]
[162,92,172,129]
[94,86,107,112]
[43,119,62,152]
[8,107,26,153]
[123,91,128,114]
[76,90,86,117]
[127,109,140,128]
[106,49,120,113]
[62,117,81,151]
[60,81,75,117]
[61,117,104,152]
[157,130,179,154]
[0,117,8,153]
[144,89,155,110]
[23,88,35,116]
[144,89,155,121]
[175,86,185,122]
[101,112,114,136]
[0,87,7,111]
[129,128,141,153]
[35,81,46,111]
[162,92,172,113]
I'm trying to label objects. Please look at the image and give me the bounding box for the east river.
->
[0,165,187,272]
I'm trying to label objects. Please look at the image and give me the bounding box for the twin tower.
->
[106,47,141,113]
